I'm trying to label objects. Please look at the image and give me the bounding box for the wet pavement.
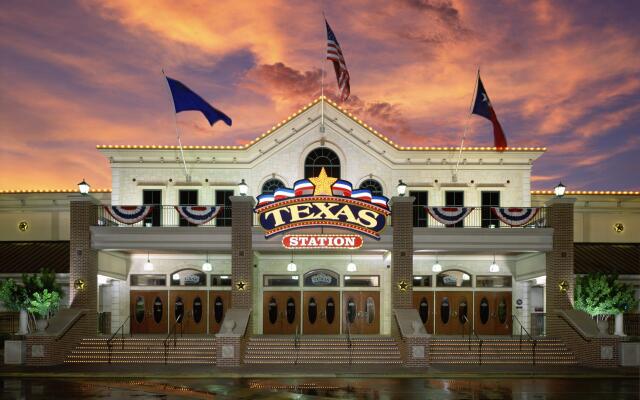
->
[1,377,638,399]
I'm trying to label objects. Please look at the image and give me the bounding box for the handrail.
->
[462,314,483,365]
[107,315,130,364]
[163,316,183,364]
[346,322,352,365]
[512,314,537,365]
[293,325,300,365]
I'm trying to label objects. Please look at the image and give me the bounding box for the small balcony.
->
[95,205,230,227]
[411,206,549,228]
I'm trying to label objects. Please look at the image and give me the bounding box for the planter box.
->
[619,342,640,366]
[4,340,26,364]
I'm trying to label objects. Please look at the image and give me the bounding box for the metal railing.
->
[412,206,549,228]
[531,313,546,337]
[95,205,230,227]
[346,322,352,365]
[462,314,483,365]
[163,317,183,364]
[513,314,537,365]
[293,325,300,365]
[107,315,130,364]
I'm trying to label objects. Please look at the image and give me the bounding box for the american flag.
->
[326,19,350,101]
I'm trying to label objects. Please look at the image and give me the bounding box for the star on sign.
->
[397,280,409,292]
[236,280,247,291]
[309,167,338,196]
[558,280,568,293]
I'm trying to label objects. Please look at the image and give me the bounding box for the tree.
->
[574,273,638,321]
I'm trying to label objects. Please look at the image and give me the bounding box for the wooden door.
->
[494,292,512,335]
[208,291,231,334]
[303,291,340,334]
[130,291,168,334]
[342,291,380,335]
[170,290,207,334]
[413,291,434,334]
[263,291,300,334]
[435,291,471,335]
[474,292,494,335]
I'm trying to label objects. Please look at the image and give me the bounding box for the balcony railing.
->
[412,206,549,228]
[95,205,230,227]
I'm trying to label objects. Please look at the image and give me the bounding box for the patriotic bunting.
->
[105,205,152,225]
[426,207,474,225]
[491,207,539,227]
[174,206,222,225]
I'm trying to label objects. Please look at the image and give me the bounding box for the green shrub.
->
[574,273,638,321]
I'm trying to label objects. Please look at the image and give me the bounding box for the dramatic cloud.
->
[1,0,639,191]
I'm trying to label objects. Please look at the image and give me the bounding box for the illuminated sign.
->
[255,168,390,240]
[282,234,363,249]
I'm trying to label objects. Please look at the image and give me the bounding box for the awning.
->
[0,241,69,274]
[574,243,640,275]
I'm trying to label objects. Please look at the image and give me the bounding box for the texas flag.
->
[472,75,507,150]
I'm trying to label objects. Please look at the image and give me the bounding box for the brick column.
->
[230,196,254,309]
[390,196,415,311]
[545,197,575,336]
[69,194,99,334]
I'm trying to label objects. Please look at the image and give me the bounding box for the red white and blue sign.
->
[175,206,222,225]
[491,207,539,227]
[105,205,153,225]
[426,207,474,225]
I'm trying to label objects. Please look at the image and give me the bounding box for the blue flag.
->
[165,76,232,127]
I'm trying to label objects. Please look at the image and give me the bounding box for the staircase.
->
[429,337,577,365]
[65,336,217,364]
[244,335,402,365]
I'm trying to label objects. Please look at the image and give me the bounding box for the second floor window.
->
[304,147,340,179]
[179,190,198,226]
[481,191,500,228]
[445,191,464,227]
[143,189,161,226]
[410,191,428,227]
[359,179,384,197]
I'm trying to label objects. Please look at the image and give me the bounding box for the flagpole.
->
[162,69,190,182]
[453,68,480,182]
[320,8,326,134]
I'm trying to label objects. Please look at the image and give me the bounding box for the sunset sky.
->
[1,0,639,191]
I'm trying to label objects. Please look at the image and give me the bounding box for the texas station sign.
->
[282,234,363,249]
[254,168,390,241]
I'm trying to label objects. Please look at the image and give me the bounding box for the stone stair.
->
[64,336,217,364]
[429,337,577,365]
[244,335,402,365]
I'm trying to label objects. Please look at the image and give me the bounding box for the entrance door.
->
[413,291,434,334]
[303,291,340,334]
[435,291,471,335]
[474,291,512,335]
[342,291,380,334]
[208,291,231,334]
[130,291,168,334]
[170,290,207,334]
[263,291,300,334]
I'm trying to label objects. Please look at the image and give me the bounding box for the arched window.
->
[261,178,285,194]
[359,179,384,196]
[304,148,340,179]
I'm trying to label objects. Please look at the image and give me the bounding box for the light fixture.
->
[143,253,154,271]
[489,254,500,273]
[397,179,407,197]
[202,252,212,272]
[347,254,357,272]
[238,179,248,196]
[172,272,180,280]
[432,255,442,272]
[462,273,470,281]
[78,179,90,195]
[292,275,299,280]
[535,276,546,285]
[287,252,297,272]
[554,182,566,197]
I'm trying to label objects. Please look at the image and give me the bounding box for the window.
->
[263,275,300,287]
[445,191,464,227]
[410,191,428,227]
[343,275,380,287]
[179,190,198,226]
[215,190,233,227]
[304,147,340,179]
[481,191,500,228]
[170,269,207,286]
[130,274,166,286]
[413,275,433,287]
[359,179,383,196]
[143,189,161,226]
[261,178,285,194]
[476,275,512,288]
[210,275,232,286]
[436,269,472,287]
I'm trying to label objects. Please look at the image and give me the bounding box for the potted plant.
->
[27,289,60,331]
[574,273,638,335]
[0,279,29,334]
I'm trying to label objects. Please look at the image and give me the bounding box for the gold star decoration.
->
[397,280,409,292]
[235,280,247,291]
[613,223,624,233]
[74,279,86,291]
[309,167,338,196]
[558,280,568,293]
